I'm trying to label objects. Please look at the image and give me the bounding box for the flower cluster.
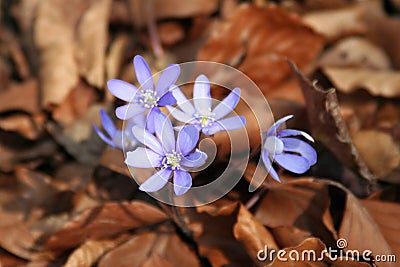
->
[94,55,317,195]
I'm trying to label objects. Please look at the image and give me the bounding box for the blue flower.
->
[261,115,317,182]
[167,74,246,135]
[107,55,179,132]
[125,111,207,196]
[93,109,145,150]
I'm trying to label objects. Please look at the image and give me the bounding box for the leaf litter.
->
[0,0,399,266]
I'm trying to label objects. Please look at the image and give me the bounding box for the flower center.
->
[139,90,159,108]
[265,136,284,155]
[163,151,182,170]
[194,109,215,127]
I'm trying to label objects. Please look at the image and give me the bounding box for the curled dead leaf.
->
[45,201,167,251]
[64,236,128,267]
[339,194,395,267]
[290,61,375,184]
[233,205,278,265]
[254,178,336,244]
[127,0,219,27]
[360,199,400,255]
[352,130,400,181]
[186,201,278,266]
[98,231,200,267]
[0,114,42,140]
[303,4,368,41]
[76,0,111,88]
[323,66,400,98]
[34,0,84,107]
[0,79,39,114]
[198,4,324,96]
[319,37,391,69]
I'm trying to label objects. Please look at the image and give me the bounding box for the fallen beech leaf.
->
[52,83,98,127]
[0,222,35,260]
[99,150,130,177]
[269,237,326,266]
[0,250,27,267]
[186,201,278,266]
[323,66,400,98]
[364,7,400,68]
[34,0,84,107]
[360,199,400,255]
[233,205,278,265]
[106,34,129,82]
[127,0,219,27]
[76,0,111,88]
[64,236,128,267]
[303,4,368,41]
[0,114,41,140]
[290,61,375,183]
[271,226,312,248]
[376,103,400,129]
[45,201,167,251]
[158,21,185,46]
[141,254,174,267]
[99,231,200,267]
[352,130,400,181]
[254,179,336,244]
[198,4,324,96]
[0,80,39,114]
[319,37,391,69]
[339,194,395,267]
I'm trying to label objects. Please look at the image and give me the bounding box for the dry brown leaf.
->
[0,222,35,260]
[45,201,167,251]
[271,226,312,248]
[127,0,219,27]
[158,21,185,46]
[99,149,130,177]
[339,194,395,267]
[34,0,85,107]
[76,0,111,88]
[106,34,129,83]
[319,37,391,69]
[99,231,200,267]
[233,205,278,265]
[141,254,174,267]
[15,166,61,217]
[0,79,39,114]
[269,237,327,267]
[302,4,368,41]
[64,236,127,267]
[254,179,336,244]
[323,67,400,98]
[352,130,400,181]
[0,114,41,140]
[375,103,400,129]
[290,61,375,185]
[52,82,98,127]
[198,4,324,96]
[186,201,278,266]
[364,6,400,68]
[360,199,400,255]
